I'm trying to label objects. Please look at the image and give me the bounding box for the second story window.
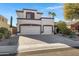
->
[26,12,34,19]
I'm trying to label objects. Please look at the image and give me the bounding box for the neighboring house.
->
[65,20,79,34]
[16,9,54,35]
[65,20,79,29]
[0,15,11,31]
[11,26,17,34]
[71,22,79,34]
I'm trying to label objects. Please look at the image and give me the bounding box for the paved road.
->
[17,47,79,56]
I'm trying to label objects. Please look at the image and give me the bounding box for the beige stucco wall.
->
[0,16,11,31]
[17,19,41,24]
[16,10,42,19]
[16,12,24,18]
[42,18,54,25]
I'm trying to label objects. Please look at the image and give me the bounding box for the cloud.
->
[47,6,63,10]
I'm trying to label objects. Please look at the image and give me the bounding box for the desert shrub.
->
[69,31,76,38]
[57,21,67,33]
[0,27,11,39]
[0,33,3,40]
[4,31,11,39]
[57,21,74,35]
[63,28,72,35]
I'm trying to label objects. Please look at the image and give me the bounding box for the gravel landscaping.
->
[57,34,79,41]
[0,36,19,46]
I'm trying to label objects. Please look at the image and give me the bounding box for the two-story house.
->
[16,9,54,35]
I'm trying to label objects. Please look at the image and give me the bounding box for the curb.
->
[17,43,71,53]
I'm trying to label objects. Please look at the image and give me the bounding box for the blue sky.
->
[0,3,64,26]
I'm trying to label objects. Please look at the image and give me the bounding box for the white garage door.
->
[21,26,40,35]
[43,26,52,34]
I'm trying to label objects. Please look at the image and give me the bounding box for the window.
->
[26,12,34,19]
[27,13,31,19]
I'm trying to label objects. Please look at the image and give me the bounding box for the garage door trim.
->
[42,25,53,33]
[18,24,41,34]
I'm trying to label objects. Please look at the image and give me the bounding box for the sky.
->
[0,3,64,26]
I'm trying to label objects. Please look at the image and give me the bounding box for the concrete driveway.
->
[18,35,79,53]
[19,35,55,45]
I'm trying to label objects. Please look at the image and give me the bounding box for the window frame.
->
[26,12,34,19]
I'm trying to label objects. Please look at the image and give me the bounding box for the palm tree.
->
[48,12,56,19]
[48,11,56,33]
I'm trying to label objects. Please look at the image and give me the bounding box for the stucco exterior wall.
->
[35,13,42,19]
[42,19,54,25]
[16,12,24,18]
[17,19,41,25]
[17,23,19,33]
[0,16,11,31]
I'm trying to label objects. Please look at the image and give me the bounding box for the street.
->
[17,47,79,56]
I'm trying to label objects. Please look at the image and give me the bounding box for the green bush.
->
[57,21,67,34]
[0,27,11,39]
[69,32,76,38]
[57,21,74,35]
[4,31,11,39]
[0,33,3,39]
[62,28,70,35]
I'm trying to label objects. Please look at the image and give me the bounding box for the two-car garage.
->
[19,24,53,35]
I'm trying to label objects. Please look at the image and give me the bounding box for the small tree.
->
[0,27,11,39]
[64,3,79,21]
[57,21,67,33]
[0,33,3,40]
[57,21,72,35]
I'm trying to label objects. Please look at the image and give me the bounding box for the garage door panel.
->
[43,26,52,34]
[21,26,40,35]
